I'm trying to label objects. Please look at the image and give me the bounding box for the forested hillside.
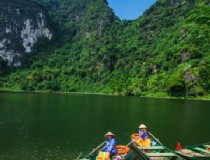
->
[0,0,209,99]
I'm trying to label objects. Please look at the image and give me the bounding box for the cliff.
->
[0,0,52,66]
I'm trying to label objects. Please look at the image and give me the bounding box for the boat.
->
[175,142,210,159]
[78,145,133,160]
[131,132,184,160]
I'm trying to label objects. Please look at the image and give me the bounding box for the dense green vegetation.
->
[0,0,209,99]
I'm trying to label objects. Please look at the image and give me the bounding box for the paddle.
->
[89,141,106,155]
[76,152,83,160]
[126,141,133,147]
[126,135,139,147]
[148,132,161,144]
[148,131,183,160]
[76,141,105,160]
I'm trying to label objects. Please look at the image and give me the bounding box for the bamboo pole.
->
[76,152,82,160]
[89,141,106,155]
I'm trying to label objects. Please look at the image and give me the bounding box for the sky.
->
[107,0,157,20]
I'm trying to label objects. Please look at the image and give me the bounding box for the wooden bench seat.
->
[203,145,210,149]
[194,147,210,154]
[146,152,176,157]
[137,146,164,150]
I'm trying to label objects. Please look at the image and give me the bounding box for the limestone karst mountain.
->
[0,0,52,66]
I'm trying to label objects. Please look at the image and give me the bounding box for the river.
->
[0,92,209,159]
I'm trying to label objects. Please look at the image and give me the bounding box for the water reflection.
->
[0,93,209,159]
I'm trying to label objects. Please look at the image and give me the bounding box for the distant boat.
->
[131,132,184,160]
[175,142,210,159]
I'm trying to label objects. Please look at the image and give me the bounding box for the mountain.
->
[0,0,209,99]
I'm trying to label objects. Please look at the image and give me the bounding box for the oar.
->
[76,152,83,160]
[77,141,105,159]
[126,141,133,146]
[89,141,106,155]
[148,132,161,145]
[126,135,139,146]
[148,131,183,160]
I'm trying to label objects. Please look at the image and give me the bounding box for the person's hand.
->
[132,138,137,142]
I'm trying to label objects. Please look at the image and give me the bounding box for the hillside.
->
[0,0,209,99]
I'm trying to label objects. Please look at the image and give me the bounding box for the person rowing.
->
[102,131,117,157]
[139,124,148,140]
[135,124,151,147]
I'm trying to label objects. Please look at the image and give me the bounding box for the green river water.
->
[0,92,209,160]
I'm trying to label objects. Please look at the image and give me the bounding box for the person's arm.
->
[102,141,108,151]
[145,131,148,139]
[139,130,143,136]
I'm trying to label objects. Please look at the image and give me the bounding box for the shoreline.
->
[0,88,209,101]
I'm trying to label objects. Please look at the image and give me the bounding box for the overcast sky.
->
[107,0,157,20]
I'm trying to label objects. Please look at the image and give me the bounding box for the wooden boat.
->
[79,146,133,160]
[131,132,184,160]
[175,142,210,160]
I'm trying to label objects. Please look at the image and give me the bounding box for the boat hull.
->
[79,150,133,160]
[132,133,184,160]
[175,143,210,160]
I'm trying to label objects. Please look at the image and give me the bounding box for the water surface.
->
[0,92,209,159]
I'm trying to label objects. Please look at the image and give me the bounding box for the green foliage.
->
[1,0,210,98]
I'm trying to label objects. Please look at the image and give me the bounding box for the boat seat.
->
[203,145,210,149]
[146,152,176,157]
[150,158,167,160]
[194,147,210,154]
[137,146,164,150]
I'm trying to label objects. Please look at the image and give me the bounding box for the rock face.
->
[0,0,52,66]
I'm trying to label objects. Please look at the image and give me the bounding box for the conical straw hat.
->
[139,124,147,129]
[104,131,115,137]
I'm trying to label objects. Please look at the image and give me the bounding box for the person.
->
[102,131,117,157]
[135,124,151,147]
[139,124,148,140]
